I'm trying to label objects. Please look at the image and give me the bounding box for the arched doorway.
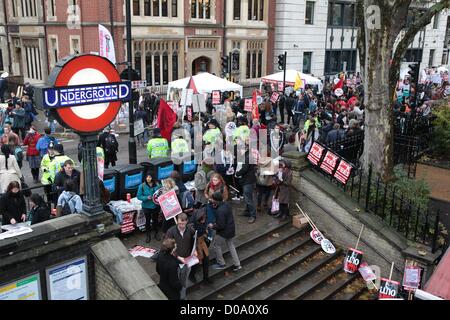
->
[192,56,211,75]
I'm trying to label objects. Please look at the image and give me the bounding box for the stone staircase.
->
[187,222,377,300]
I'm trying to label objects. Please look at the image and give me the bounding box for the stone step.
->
[187,223,306,300]
[330,279,373,300]
[244,250,341,300]
[208,237,319,300]
[301,269,362,300]
[270,256,344,300]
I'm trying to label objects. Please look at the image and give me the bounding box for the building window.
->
[50,37,58,67]
[247,41,264,79]
[303,52,312,74]
[145,54,153,85]
[162,0,168,16]
[70,37,80,54]
[133,0,140,15]
[404,48,423,62]
[152,0,159,16]
[433,14,439,29]
[163,53,169,84]
[0,49,3,71]
[232,51,240,71]
[233,0,241,20]
[48,0,55,17]
[257,51,262,78]
[172,0,177,17]
[429,49,435,67]
[172,53,178,81]
[21,0,37,17]
[144,0,151,16]
[305,1,314,25]
[25,44,42,80]
[154,54,161,85]
[248,0,264,21]
[134,52,141,79]
[325,50,356,74]
[12,0,17,17]
[191,0,211,19]
[328,2,355,27]
[246,51,251,78]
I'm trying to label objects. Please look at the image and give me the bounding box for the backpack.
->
[14,146,24,166]
[61,194,77,216]
[180,190,194,211]
[104,134,117,153]
[194,168,207,191]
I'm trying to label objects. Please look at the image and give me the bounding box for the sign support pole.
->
[126,0,137,164]
[79,132,103,215]
[282,51,287,95]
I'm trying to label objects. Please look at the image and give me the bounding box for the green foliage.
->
[391,165,431,210]
[431,104,450,158]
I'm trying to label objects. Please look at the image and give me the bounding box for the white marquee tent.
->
[166,72,243,100]
[261,70,322,90]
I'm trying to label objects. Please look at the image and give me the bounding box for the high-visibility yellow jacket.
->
[203,128,221,145]
[233,125,250,143]
[147,137,169,158]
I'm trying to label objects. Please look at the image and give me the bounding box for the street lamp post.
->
[126,0,137,164]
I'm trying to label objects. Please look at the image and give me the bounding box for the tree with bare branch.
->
[356,0,450,181]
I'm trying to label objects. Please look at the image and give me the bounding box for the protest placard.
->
[270,92,280,104]
[212,90,221,105]
[320,150,339,174]
[159,189,183,221]
[307,142,325,166]
[244,99,253,112]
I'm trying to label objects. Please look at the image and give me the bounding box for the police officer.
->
[147,128,169,159]
[232,117,250,144]
[203,119,222,145]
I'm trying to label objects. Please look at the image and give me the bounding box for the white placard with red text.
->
[307,142,325,166]
[159,189,183,221]
[270,92,280,104]
[244,99,253,112]
[212,90,221,105]
[320,150,339,174]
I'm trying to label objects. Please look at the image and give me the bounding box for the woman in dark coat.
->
[156,238,183,300]
[28,193,50,225]
[0,181,27,225]
[272,159,293,221]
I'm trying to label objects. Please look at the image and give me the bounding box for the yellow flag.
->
[294,72,303,90]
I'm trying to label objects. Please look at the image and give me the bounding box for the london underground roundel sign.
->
[41,54,131,132]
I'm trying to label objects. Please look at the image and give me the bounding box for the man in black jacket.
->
[165,213,196,300]
[235,147,257,224]
[208,192,241,271]
[54,159,81,197]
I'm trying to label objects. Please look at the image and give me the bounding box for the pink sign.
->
[334,159,353,185]
[320,150,339,174]
[403,266,422,290]
[212,90,221,105]
[159,189,183,220]
[244,99,253,112]
[307,142,325,166]
[270,92,280,104]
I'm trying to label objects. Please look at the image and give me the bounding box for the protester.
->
[235,145,257,224]
[0,181,26,225]
[98,127,119,168]
[56,179,83,215]
[0,144,23,193]
[156,238,183,300]
[272,159,293,221]
[137,174,162,242]
[54,159,81,197]
[208,192,241,271]
[1,123,19,147]
[12,102,26,141]
[23,125,41,182]
[28,193,51,225]
[256,157,274,213]
[189,207,211,284]
[165,213,196,300]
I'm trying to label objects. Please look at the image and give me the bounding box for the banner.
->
[307,142,325,166]
[320,150,339,174]
[159,189,183,220]
[98,24,116,65]
[244,99,253,112]
[212,90,221,105]
[334,159,353,185]
[270,92,280,104]
[403,266,421,290]
[344,248,364,274]
[379,278,400,299]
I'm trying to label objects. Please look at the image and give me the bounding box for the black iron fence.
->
[313,164,444,253]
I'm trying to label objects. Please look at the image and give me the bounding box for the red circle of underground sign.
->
[54,55,121,132]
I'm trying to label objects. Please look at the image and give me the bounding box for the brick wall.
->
[94,257,127,300]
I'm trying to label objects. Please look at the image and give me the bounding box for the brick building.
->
[0,0,275,86]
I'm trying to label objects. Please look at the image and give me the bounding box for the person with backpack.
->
[11,102,26,141]
[22,125,41,182]
[194,165,208,206]
[256,157,275,213]
[56,179,83,216]
[54,159,81,197]
[98,128,119,169]
[137,174,162,242]
[36,127,58,157]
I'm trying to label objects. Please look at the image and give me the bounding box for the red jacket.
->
[23,132,41,156]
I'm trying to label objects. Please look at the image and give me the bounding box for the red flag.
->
[333,73,345,91]
[157,98,177,142]
[187,76,199,94]
[252,90,260,120]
